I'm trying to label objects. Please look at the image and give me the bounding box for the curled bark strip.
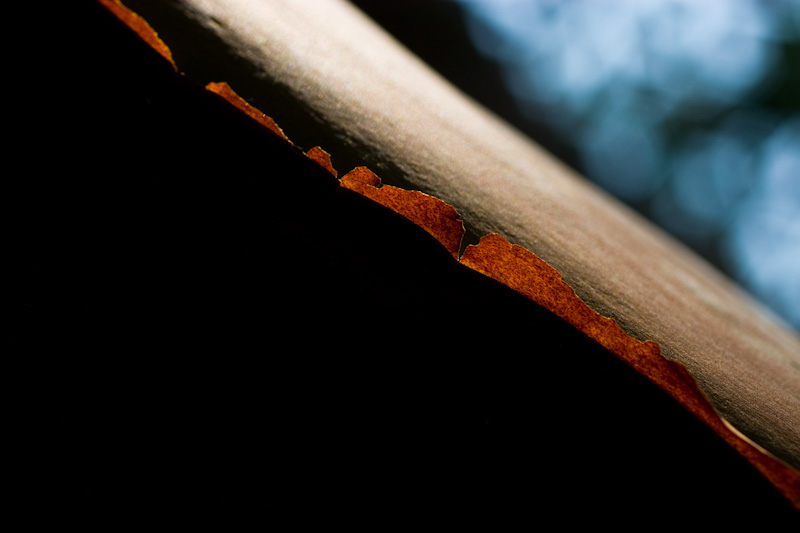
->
[305,146,338,177]
[96,0,175,70]
[460,233,800,506]
[206,81,291,144]
[341,166,464,260]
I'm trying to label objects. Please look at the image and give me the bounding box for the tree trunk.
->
[24,0,800,524]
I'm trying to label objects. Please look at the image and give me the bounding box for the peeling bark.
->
[24,0,800,522]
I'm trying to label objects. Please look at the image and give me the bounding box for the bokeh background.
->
[352,0,800,332]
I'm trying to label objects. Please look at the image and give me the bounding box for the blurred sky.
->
[451,0,800,331]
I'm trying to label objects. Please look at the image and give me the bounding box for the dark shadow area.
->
[15,2,798,526]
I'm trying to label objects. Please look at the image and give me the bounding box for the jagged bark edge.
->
[100,0,800,508]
